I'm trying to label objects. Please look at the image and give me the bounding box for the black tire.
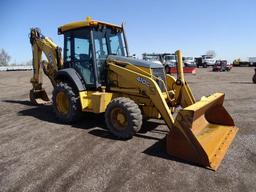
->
[105,97,142,139]
[203,63,207,68]
[165,65,170,74]
[253,74,256,84]
[52,82,81,123]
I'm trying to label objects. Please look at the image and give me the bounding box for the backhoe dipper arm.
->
[29,28,63,104]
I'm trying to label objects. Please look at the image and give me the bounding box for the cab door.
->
[64,29,96,88]
[93,30,108,85]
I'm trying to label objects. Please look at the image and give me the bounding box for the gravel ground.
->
[0,67,255,192]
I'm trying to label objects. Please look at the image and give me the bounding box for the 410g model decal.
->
[136,77,150,87]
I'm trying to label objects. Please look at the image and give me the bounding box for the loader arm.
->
[108,57,238,171]
[108,62,177,130]
[172,50,196,108]
[29,28,63,104]
[107,61,199,146]
[164,50,196,109]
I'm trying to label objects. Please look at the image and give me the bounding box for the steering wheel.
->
[74,53,80,61]
[96,50,101,58]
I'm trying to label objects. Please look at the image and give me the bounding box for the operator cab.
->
[58,17,128,89]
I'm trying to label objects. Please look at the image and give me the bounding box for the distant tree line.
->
[0,49,11,66]
[206,50,216,57]
[0,48,32,66]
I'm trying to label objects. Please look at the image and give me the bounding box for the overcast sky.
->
[0,0,256,63]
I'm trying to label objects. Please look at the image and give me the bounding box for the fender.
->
[55,68,86,91]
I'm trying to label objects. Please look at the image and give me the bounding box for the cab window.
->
[64,29,95,86]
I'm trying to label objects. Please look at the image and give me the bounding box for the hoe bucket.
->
[166,93,238,171]
[30,89,50,105]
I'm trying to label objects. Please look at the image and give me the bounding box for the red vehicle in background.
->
[212,60,232,72]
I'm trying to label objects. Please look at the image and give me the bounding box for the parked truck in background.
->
[249,57,256,66]
[142,53,177,68]
[195,55,216,68]
[162,53,177,67]
[142,53,198,74]
[182,57,196,67]
[142,53,162,65]
[212,60,232,72]
[233,58,256,67]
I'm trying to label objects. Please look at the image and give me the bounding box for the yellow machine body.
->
[29,18,238,170]
[79,91,113,113]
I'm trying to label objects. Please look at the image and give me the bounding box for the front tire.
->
[105,97,142,139]
[52,82,81,123]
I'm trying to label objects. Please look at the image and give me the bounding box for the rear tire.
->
[165,65,170,74]
[253,74,256,84]
[105,97,142,139]
[203,63,207,68]
[52,82,81,123]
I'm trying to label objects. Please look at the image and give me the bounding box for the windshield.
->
[143,55,160,61]
[183,57,193,60]
[92,28,126,84]
[165,55,176,61]
[93,28,126,57]
[109,33,124,55]
[203,56,213,59]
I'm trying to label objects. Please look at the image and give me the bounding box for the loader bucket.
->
[30,89,50,105]
[166,93,238,171]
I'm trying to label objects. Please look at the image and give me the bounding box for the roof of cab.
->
[58,16,123,34]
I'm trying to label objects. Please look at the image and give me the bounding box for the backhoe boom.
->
[29,28,63,104]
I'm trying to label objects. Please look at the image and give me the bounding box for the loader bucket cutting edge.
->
[30,89,50,105]
[166,93,238,171]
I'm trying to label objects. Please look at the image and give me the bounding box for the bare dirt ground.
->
[0,67,255,192]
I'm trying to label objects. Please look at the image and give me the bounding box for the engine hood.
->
[107,55,163,69]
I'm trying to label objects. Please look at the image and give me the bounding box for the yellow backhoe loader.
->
[29,17,238,171]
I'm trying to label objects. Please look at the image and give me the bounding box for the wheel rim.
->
[56,91,69,114]
[110,108,128,130]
